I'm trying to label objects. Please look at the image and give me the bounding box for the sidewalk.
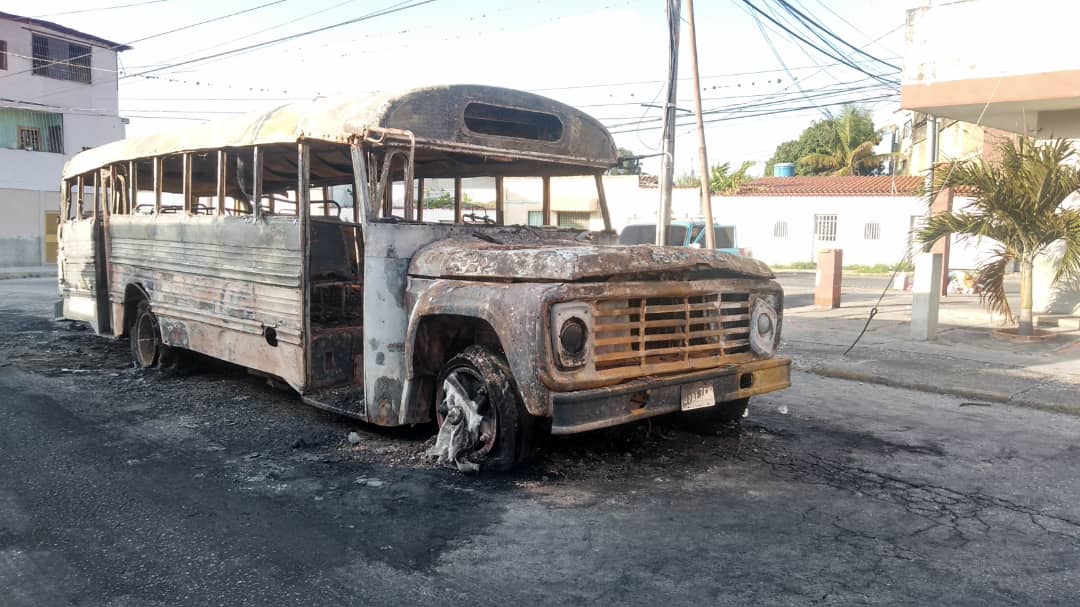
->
[782,292,1080,416]
[0,265,55,280]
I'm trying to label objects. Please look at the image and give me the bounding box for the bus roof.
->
[64,84,618,179]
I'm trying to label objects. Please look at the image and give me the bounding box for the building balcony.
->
[900,0,1080,138]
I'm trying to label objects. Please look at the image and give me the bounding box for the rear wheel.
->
[129,300,179,370]
[428,345,535,472]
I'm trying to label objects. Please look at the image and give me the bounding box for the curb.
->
[794,363,1080,418]
[0,272,54,281]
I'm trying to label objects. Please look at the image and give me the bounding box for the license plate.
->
[680,381,715,411]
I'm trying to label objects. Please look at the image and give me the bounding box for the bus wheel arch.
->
[121,283,151,338]
[408,314,505,419]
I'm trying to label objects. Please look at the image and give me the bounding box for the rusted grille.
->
[591,292,751,377]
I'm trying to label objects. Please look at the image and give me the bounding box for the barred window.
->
[18,127,41,151]
[527,210,543,226]
[814,214,837,241]
[32,34,92,84]
[864,221,881,240]
[557,211,591,229]
[0,41,7,70]
[772,220,788,238]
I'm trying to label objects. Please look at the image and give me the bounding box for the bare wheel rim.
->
[439,366,498,458]
[134,311,157,367]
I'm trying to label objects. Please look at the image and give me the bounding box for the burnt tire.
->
[677,397,750,429]
[434,345,536,472]
[129,300,180,370]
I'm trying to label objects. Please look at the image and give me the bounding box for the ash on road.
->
[1,278,1077,606]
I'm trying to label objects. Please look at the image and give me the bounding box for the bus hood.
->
[409,239,774,282]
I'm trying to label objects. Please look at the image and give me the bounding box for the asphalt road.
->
[2,278,1078,606]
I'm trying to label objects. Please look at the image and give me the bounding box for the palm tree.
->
[917,137,1080,336]
[710,161,754,195]
[798,106,883,176]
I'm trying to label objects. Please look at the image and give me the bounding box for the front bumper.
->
[549,357,791,434]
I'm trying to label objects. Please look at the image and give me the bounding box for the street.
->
[2,277,1078,606]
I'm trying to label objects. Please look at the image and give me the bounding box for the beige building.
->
[900,0,1080,313]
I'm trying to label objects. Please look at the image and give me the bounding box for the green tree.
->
[917,138,1080,336]
[798,106,884,176]
[764,105,881,176]
[609,147,642,175]
[710,161,755,194]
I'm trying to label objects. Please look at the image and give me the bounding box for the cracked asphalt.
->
[2,277,1079,606]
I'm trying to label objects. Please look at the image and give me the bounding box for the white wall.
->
[0,19,120,114]
[903,0,1080,86]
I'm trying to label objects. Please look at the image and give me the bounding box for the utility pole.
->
[655,0,681,246]
[684,0,715,249]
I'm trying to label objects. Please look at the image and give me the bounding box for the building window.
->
[527,210,543,226]
[773,220,788,238]
[864,221,881,240]
[814,214,838,242]
[32,34,92,84]
[18,127,42,151]
[557,211,591,229]
[0,40,7,71]
[47,125,64,154]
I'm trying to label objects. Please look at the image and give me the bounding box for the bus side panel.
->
[59,218,104,332]
[107,215,307,390]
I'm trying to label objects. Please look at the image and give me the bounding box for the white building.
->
[0,12,129,267]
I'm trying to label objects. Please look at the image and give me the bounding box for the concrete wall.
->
[0,188,58,267]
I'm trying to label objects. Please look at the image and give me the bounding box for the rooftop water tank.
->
[773,162,795,177]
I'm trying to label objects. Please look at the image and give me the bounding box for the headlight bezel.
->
[749,296,780,356]
[550,301,592,369]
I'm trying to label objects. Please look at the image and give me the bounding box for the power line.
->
[19,0,435,105]
[601,80,891,130]
[773,0,899,71]
[0,0,291,81]
[126,0,438,79]
[126,0,362,75]
[747,2,830,118]
[32,0,169,17]
[739,0,898,88]
[608,93,898,135]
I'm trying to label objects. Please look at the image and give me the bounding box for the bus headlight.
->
[750,297,779,356]
[551,302,591,369]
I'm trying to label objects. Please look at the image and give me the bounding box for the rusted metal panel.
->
[106,214,307,389]
[403,278,554,420]
[410,240,774,283]
[57,219,100,329]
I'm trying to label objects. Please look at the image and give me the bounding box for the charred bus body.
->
[58,85,791,472]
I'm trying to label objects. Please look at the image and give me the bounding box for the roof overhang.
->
[901,69,1080,135]
[0,11,131,50]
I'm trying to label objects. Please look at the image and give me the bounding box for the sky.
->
[6,0,912,176]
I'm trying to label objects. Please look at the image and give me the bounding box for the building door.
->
[812,214,838,260]
[43,211,59,264]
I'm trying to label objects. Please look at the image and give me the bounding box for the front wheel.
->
[427,345,535,472]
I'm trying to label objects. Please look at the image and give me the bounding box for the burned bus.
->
[57,85,790,472]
